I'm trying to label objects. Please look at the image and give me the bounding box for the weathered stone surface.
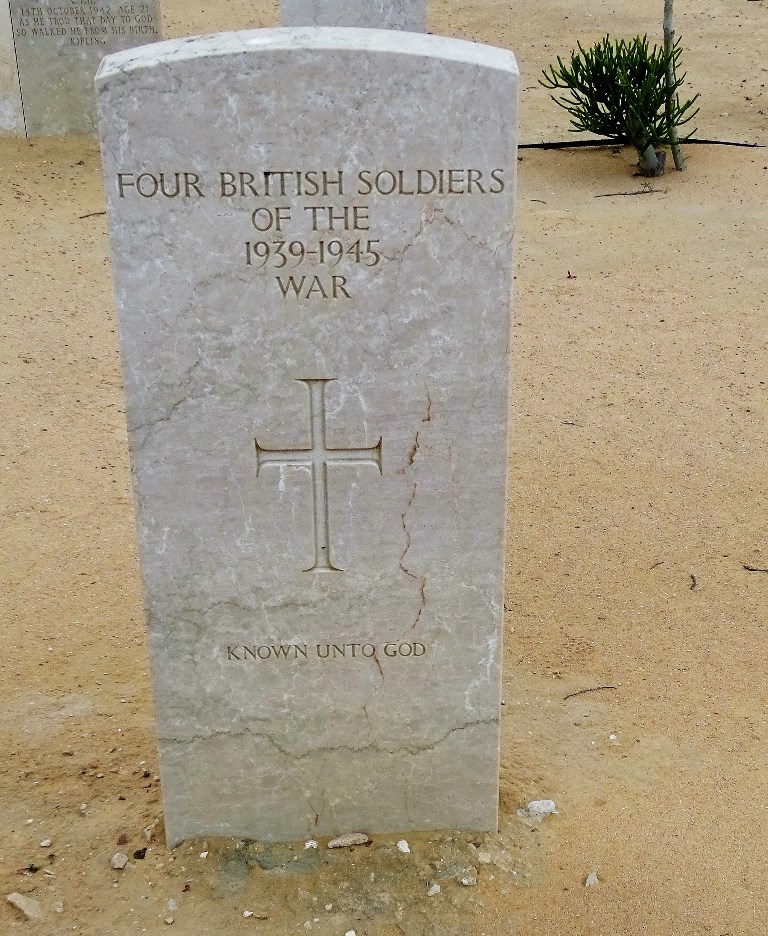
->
[281,0,425,30]
[8,0,161,136]
[97,28,518,846]
[0,3,24,133]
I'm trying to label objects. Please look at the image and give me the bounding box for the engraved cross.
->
[255,379,382,572]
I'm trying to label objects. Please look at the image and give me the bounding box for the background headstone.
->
[0,2,24,133]
[281,0,425,30]
[7,0,161,136]
[97,28,518,846]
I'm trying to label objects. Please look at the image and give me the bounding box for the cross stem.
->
[255,379,382,572]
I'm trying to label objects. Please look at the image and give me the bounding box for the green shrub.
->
[540,35,699,174]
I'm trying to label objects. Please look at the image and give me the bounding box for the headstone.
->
[0,2,24,132]
[281,0,425,30]
[5,0,161,136]
[97,27,518,846]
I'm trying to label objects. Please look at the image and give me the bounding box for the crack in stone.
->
[382,203,441,265]
[399,482,425,629]
[175,599,258,622]
[128,359,204,437]
[399,393,432,629]
[130,393,190,435]
[423,391,432,423]
[163,717,497,760]
[405,432,420,467]
[441,213,511,257]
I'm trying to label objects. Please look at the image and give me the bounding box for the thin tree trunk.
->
[664,0,685,170]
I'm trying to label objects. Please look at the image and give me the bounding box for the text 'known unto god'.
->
[225,642,427,662]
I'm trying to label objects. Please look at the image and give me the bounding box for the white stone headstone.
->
[4,0,161,136]
[97,28,518,846]
[0,2,24,132]
[281,0,425,30]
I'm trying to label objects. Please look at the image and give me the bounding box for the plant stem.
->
[664,0,685,170]
[638,143,661,176]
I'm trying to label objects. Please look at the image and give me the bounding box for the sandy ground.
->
[1,0,767,933]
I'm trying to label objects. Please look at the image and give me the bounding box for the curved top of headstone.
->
[95,27,518,87]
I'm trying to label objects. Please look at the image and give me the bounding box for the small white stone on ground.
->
[518,799,559,822]
[427,883,441,896]
[243,910,254,917]
[304,840,318,849]
[40,838,52,847]
[585,871,599,887]
[327,832,369,849]
[396,839,410,853]
[110,852,129,870]
[199,850,208,858]
[164,916,174,925]
[324,903,333,911]
[7,892,44,921]
[345,931,357,936]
